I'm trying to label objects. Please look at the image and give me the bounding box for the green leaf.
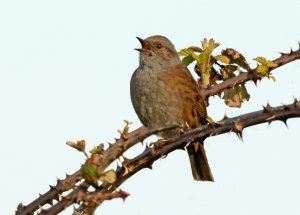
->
[201,38,220,52]
[257,65,269,74]
[254,57,278,78]
[254,57,277,68]
[254,56,267,65]
[224,65,238,74]
[188,46,203,52]
[82,164,99,186]
[182,55,195,66]
[197,38,219,88]
[233,57,249,69]
[215,55,231,64]
[178,48,204,66]
[194,52,206,65]
[178,48,192,57]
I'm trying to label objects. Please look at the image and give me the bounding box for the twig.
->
[59,101,300,214]
[16,126,154,215]
[16,170,82,215]
[201,45,300,98]
[110,100,300,190]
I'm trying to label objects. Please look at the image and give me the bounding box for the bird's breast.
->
[130,66,183,131]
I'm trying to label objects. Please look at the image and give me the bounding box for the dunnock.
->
[130,35,213,181]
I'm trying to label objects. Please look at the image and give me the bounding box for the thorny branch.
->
[200,44,300,98]
[41,100,300,215]
[15,45,300,215]
[79,100,300,214]
[16,126,154,215]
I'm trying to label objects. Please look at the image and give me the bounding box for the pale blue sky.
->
[1,0,300,214]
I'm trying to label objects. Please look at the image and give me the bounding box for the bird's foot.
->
[150,138,168,150]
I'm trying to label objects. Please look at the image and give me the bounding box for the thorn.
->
[46,199,53,206]
[107,142,113,148]
[114,138,119,142]
[222,113,228,120]
[161,154,168,159]
[178,146,185,150]
[116,163,121,171]
[234,121,244,141]
[39,193,42,196]
[16,203,26,214]
[49,185,56,192]
[53,193,60,201]
[252,78,259,87]
[65,173,70,178]
[279,118,289,128]
[56,178,62,186]
[147,164,153,170]
[234,130,243,141]
[209,132,215,137]
[298,41,300,49]
[294,97,298,103]
[290,48,294,54]
[263,103,272,112]
[140,139,144,146]
[279,52,285,56]
[118,189,130,202]
[143,144,150,153]
[146,162,153,170]
[294,97,300,107]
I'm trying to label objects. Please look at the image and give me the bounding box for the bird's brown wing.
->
[161,63,213,181]
[160,63,207,127]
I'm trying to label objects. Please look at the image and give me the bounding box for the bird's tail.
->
[187,142,214,181]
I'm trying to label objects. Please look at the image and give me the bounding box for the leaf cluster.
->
[178,39,277,107]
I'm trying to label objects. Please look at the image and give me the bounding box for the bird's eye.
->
[156,44,162,49]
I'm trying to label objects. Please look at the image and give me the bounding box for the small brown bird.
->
[130,35,214,181]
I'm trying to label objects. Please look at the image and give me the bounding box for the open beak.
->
[135,37,151,52]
